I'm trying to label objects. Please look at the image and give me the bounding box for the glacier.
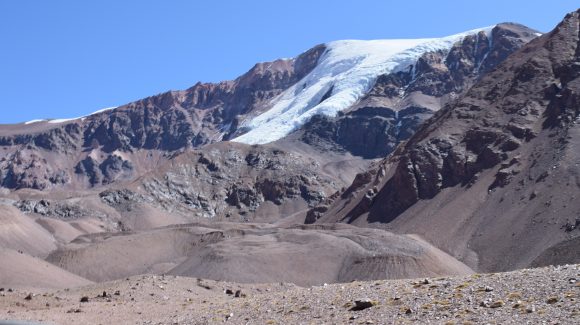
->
[232,26,494,145]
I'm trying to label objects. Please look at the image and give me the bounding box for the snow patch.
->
[232,27,494,145]
[90,106,117,115]
[23,119,47,125]
[40,106,118,124]
[48,118,79,124]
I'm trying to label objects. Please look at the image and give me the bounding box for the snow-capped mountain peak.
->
[232,26,494,145]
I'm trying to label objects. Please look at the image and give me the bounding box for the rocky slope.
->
[122,142,353,222]
[0,264,578,324]
[312,10,580,273]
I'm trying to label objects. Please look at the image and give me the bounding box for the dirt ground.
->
[0,264,578,325]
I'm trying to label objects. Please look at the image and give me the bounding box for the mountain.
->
[310,9,580,273]
[0,24,535,203]
[0,19,548,287]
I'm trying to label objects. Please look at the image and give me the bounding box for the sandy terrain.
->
[0,249,92,291]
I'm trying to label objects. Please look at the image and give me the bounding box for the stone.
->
[490,300,504,308]
[350,299,378,311]
[546,297,559,304]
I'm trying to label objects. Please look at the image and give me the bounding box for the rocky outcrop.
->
[136,143,336,221]
[0,123,81,153]
[74,155,134,186]
[15,199,106,220]
[297,24,539,159]
[0,151,69,190]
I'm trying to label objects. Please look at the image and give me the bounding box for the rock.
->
[350,299,378,311]
[24,293,32,301]
[114,290,121,296]
[546,297,559,304]
[197,279,211,290]
[404,307,413,315]
[225,289,234,295]
[14,199,105,220]
[490,300,504,308]
[80,296,89,303]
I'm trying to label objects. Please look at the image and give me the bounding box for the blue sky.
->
[0,1,578,124]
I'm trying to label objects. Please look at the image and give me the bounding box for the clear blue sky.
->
[1,1,577,124]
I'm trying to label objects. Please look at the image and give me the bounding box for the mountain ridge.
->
[310,9,580,272]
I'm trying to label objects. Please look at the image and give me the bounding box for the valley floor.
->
[0,264,578,325]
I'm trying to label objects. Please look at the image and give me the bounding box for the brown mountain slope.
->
[313,10,580,272]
